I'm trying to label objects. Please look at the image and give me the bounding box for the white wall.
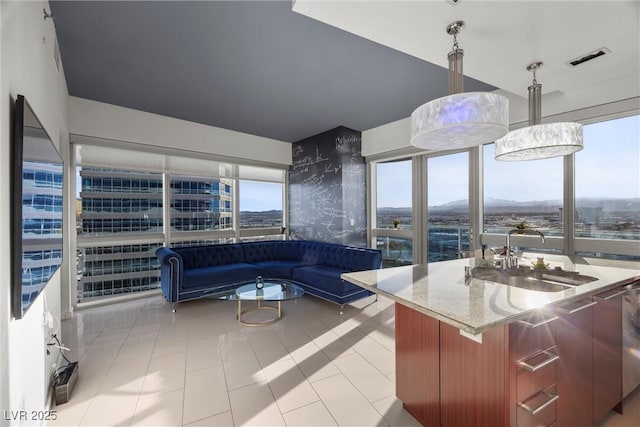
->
[1,1,69,423]
[68,96,293,166]
[361,117,412,158]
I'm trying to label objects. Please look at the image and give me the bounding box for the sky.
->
[428,152,468,206]
[376,114,640,207]
[239,180,282,211]
[574,114,640,199]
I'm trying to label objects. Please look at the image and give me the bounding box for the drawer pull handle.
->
[558,299,597,314]
[517,349,559,372]
[595,289,626,301]
[517,316,558,328]
[519,389,559,415]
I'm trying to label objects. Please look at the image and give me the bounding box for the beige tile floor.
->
[51,294,640,427]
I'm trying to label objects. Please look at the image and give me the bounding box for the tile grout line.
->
[219,341,237,427]
[128,308,161,427]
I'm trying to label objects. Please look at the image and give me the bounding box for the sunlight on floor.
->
[50,294,640,426]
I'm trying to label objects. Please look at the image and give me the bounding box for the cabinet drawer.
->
[517,385,558,427]
[517,347,558,401]
[512,315,557,360]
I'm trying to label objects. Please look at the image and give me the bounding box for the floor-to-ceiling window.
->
[574,114,640,259]
[170,176,233,232]
[427,152,469,262]
[168,174,235,248]
[73,142,286,305]
[239,180,284,242]
[482,142,564,255]
[367,111,638,265]
[480,113,639,260]
[76,167,164,302]
[373,159,413,267]
[483,144,564,236]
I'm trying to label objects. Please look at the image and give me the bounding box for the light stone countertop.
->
[341,253,640,335]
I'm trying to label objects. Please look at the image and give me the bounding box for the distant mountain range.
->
[240,209,283,214]
[379,197,640,213]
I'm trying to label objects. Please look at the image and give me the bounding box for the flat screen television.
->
[11,95,64,319]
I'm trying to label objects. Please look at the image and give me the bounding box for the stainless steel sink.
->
[470,267,598,292]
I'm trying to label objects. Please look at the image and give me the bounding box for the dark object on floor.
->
[54,362,79,405]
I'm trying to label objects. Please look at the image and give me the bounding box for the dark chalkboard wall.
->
[289,126,366,246]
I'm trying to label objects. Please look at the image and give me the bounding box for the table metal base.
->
[237,300,282,326]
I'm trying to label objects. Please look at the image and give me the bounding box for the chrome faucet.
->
[504,229,545,269]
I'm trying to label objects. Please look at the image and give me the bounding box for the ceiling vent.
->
[566,47,610,67]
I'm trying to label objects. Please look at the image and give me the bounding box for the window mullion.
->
[413,156,426,264]
[469,146,483,254]
[564,154,575,255]
[163,173,171,247]
[368,161,376,248]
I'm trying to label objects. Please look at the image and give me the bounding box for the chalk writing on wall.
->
[289,127,366,246]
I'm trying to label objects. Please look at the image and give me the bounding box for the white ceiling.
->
[293,0,640,124]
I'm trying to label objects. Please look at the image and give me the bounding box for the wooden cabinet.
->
[592,288,624,422]
[394,292,623,427]
[439,321,509,427]
[395,304,555,427]
[553,289,624,427]
[395,303,441,427]
[554,298,595,427]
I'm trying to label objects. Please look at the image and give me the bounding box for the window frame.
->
[71,140,288,308]
[368,109,640,265]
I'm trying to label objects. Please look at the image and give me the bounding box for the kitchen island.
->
[342,253,640,427]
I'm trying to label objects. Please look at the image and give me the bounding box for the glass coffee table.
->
[220,279,304,326]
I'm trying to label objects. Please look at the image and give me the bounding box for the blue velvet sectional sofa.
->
[155,240,382,311]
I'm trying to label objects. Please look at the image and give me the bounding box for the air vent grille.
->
[566,47,610,67]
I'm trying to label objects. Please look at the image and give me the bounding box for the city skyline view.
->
[376,115,639,208]
[78,172,283,212]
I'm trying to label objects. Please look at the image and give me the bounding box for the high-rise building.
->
[77,167,233,302]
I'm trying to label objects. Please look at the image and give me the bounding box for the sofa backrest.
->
[241,240,301,263]
[298,240,381,271]
[297,241,325,264]
[319,244,346,269]
[170,240,381,272]
[340,247,382,271]
[175,244,245,269]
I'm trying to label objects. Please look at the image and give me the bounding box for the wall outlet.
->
[43,311,53,330]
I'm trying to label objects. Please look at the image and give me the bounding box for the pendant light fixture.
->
[410,21,509,150]
[495,62,583,161]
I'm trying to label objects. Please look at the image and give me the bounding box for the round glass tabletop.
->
[224,280,304,301]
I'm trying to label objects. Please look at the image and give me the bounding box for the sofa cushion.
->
[178,244,244,269]
[252,260,307,279]
[182,263,259,289]
[291,265,363,295]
